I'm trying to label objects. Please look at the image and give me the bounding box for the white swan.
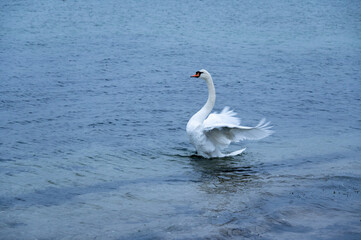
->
[186,69,273,158]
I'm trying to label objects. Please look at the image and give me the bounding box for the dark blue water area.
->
[1,0,361,239]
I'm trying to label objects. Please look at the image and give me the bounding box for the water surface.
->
[1,0,361,239]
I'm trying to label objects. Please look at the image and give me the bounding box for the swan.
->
[186,69,273,158]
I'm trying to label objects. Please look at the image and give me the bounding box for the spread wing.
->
[203,107,273,150]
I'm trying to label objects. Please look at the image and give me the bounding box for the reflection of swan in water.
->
[189,155,260,194]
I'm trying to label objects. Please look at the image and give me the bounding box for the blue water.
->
[1,0,361,239]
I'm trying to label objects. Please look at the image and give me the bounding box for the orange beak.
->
[191,72,200,78]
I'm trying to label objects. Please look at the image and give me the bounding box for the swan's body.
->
[186,69,273,158]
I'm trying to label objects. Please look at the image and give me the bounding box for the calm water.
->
[1,0,361,239]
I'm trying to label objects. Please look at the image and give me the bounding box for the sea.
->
[1,0,360,239]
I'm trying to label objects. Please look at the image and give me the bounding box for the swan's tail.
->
[226,148,246,157]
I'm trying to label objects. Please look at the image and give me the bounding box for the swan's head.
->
[191,69,211,80]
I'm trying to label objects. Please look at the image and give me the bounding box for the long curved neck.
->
[193,76,216,123]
